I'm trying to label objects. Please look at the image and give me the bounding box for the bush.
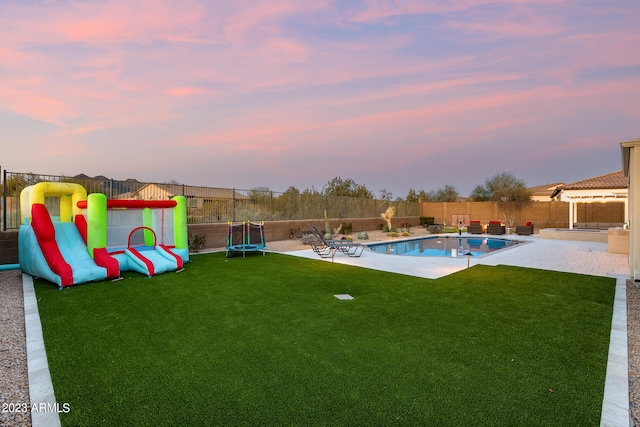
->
[301,232,317,245]
[420,217,435,227]
[341,222,353,235]
[428,224,442,234]
[289,227,302,239]
[188,233,207,251]
[358,231,369,240]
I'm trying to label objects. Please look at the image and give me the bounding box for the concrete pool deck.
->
[284,234,629,279]
[282,234,631,426]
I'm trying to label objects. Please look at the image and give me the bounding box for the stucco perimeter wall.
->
[0,231,18,265]
[420,201,625,229]
[187,216,419,250]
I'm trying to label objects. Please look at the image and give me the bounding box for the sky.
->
[1,0,639,198]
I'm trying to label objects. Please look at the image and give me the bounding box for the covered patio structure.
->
[622,139,640,280]
[551,171,628,230]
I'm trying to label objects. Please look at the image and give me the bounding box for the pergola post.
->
[568,199,574,229]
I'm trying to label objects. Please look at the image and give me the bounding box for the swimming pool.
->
[366,236,524,257]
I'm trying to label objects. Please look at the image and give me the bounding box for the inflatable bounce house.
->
[18,182,189,288]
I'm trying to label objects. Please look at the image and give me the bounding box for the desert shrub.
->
[301,231,317,245]
[188,233,207,251]
[289,227,302,239]
[358,231,369,240]
[341,222,353,234]
[420,216,435,227]
[428,224,442,234]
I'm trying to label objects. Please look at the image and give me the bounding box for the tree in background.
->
[0,173,40,196]
[274,186,301,219]
[419,185,460,202]
[405,188,428,202]
[322,177,373,198]
[379,188,393,202]
[432,185,460,202]
[469,172,532,227]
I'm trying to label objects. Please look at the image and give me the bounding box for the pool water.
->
[366,236,523,257]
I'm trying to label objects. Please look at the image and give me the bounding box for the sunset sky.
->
[1,0,639,198]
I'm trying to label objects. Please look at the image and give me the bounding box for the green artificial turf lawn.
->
[34,252,615,426]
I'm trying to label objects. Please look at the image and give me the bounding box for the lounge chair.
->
[310,225,364,261]
[515,222,534,236]
[486,221,505,235]
[468,220,483,234]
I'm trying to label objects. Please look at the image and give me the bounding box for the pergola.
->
[553,170,628,229]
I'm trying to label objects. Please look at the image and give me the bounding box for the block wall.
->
[0,231,19,265]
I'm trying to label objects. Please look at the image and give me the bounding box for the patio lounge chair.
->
[468,220,483,234]
[487,221,505,235]
[515,222,534,236]
[310,225,364,261]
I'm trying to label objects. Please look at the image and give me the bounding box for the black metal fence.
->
[1,171,419,230]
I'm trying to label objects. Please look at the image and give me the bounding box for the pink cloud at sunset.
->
[0,0,638,198]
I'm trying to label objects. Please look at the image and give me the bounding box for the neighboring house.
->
[115,183,251,223]
[551,170,628,229]
[528,182,565,202]
[116,183,248,208]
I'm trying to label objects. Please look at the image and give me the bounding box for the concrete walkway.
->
[25,234,631,426]
[283,234,631,426]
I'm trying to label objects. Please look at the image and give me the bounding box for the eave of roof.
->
[562,170,627,190]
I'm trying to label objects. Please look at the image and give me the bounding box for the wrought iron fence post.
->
[2,168,6,231]
[232,188,236,222]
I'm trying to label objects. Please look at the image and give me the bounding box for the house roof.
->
[138,183,249,199]
[528,182,564,198]
[562,170,627,190]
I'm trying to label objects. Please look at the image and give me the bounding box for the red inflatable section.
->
[74,214,88,244]
[159,244,183,269]
[94,248,120,278]
[31,204,74,287]
[76,200,177,209]
[127,247,155,276]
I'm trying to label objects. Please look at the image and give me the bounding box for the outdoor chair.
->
[515,222,534,236]
[468,220,483,234]
[310,225,364,261]
[486,221,505,235]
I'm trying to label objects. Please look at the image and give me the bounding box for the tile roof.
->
[528,182,564,197]
[562,170,627,190]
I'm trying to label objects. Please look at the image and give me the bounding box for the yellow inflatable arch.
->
[20,182,87,225]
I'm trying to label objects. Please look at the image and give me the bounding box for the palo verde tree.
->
[469,172,532,227]
[274,186,301,219]
[432,185,460,202]
[322,177,373,198]
[0,173,41,196]
[405,188,428,202]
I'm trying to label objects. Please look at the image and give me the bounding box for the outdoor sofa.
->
[468,220,483,234]
[486,221,505,235]
[515,222,534,235]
